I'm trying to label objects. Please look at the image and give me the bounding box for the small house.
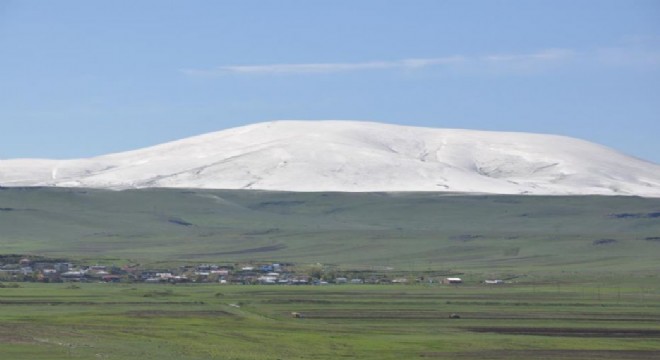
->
[443,277,463,284]
[484,279,504,285]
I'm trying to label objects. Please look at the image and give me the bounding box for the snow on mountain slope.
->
[2,121,660,196]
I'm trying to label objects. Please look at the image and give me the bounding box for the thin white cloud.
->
[475,48,578,74]
[483,48,576,62]
[181,56,467,76]
[215,61,396,74]
[181,46,658,77]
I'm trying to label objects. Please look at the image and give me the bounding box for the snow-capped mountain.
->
[2,121,660,196]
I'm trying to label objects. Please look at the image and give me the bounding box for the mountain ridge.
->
[2,120,660,197]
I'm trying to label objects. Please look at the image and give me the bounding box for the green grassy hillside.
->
[1,187,659,274]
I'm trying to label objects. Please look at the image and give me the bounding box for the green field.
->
[1,187,660,359]
[1,282,659,359]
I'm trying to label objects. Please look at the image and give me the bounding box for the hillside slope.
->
[2,121,660,196]
[1,188,659,272]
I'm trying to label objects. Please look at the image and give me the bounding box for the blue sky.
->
[1,0,659,163]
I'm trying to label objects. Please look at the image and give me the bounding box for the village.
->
[0,254,497,286]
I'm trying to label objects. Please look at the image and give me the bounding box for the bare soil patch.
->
[296,310,448,319]
[0,325,34,344]
[125,310,234,318]
[467,326,660,338]
[286,309,660,322]
[421,350,660,359]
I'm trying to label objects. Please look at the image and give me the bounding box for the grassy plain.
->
[1,188,659,359]
[0,281,659,359]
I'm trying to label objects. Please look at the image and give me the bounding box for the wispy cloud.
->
[181,46,658,77]
[475,48,577,74]
[181,56,466,76]
[483,48,575,62]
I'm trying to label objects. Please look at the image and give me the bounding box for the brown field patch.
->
[292,310,448,319]
[0,326,34,344]
[0,300,201,306]
[467,326,660,338]
[421,350,660,359]
[125,310,234,318]
[284,309,660,323]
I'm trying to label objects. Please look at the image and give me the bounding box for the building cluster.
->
[1,256,504,286]
[138,263,315,285]
[1,257,319,284]
[0,257,122,283]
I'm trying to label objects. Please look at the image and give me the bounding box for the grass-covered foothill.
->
[0,281,659,359]
[1,187,659,274]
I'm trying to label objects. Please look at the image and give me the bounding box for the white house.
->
[443,277,463,284]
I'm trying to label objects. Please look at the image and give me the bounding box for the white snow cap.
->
[2,120,660,196]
